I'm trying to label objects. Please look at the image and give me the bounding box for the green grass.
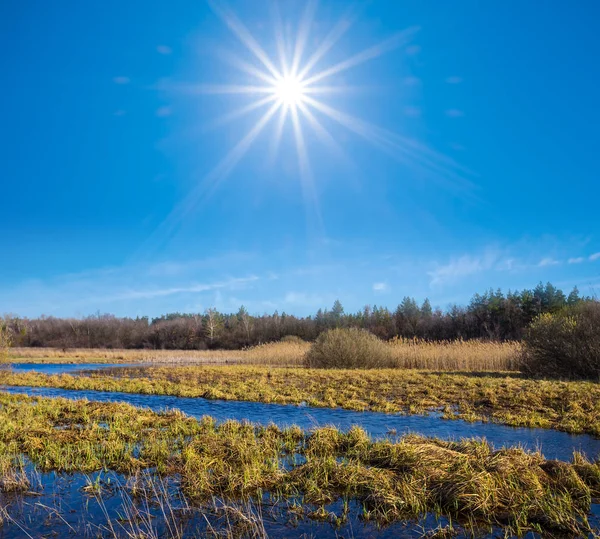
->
[0,391,598,536]
[1,365,600,435]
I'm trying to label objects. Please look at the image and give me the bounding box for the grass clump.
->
[522,302,600,379]
[305,328,394,369]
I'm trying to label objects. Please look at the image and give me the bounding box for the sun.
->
[273,75,305,107]
[152,1,462,243]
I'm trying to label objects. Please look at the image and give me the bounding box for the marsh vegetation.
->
[0,392,599,537]
[2,364,599,435]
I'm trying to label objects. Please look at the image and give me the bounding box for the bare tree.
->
[0,318,12,365]
[204,308,223,346]
[237,306,253,345]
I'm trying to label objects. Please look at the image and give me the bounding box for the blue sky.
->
[1,0,600,318]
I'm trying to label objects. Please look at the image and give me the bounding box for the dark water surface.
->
[2,384,599,462]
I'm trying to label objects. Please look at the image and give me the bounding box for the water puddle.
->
[2,385,599,462]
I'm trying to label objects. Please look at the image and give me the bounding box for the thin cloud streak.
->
[96,276,259,303]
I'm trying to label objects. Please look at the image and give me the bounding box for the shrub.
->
[521,302,600,379]
[305,328,394,369]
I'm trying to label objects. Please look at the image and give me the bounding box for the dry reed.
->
[10,338,520,371]
[388,338,521,371]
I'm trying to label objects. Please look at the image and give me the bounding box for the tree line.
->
[2,282,590,350]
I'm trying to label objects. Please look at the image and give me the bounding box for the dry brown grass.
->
[9,341,311,366]
[388,338,521,371]
[9,347,246,363]
[243,339,311,365]
[10,338,520,371]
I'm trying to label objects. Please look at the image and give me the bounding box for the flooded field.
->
[1,364,599,537]
[2,384,599,463]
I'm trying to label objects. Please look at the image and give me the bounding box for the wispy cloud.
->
[373,282,390,292]
[0,255,262,317]
[428,238,600,289]
[144,252,255,277]
[156,45,172,55]
[428,251,501,287]
[98,276,259,303]
[405,45,421,55]
[113,76,130,85]
[445,76,463,84]
[538,257,560,267]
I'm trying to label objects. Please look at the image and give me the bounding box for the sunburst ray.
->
[296,4,359,80]
[302,27,420,86]
[218,50,279,86]
[290,105,322,231]
[290,0,318,76]
[142,101,281,254]
[167,83,274,96]
[303,95,474,191]
[207,0,281,79]
[297,101,348,165]
[207,94,278,130]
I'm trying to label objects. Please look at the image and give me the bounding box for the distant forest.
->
[4,282,592,350]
